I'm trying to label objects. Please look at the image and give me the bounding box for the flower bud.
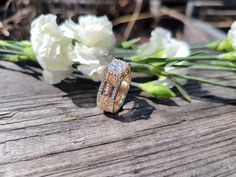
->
[138,81,176,100]
[218,51,236,62]
[8,55,28,62]
[208,39,234,52]
[23,46,36,61]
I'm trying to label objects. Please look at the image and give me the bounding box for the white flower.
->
[138,28,171,57]
[30,14,73,84]
[60,15,116,51]
[78,15,116,52]
[69,44,112,81]
[227,21,236,49]
[138,27,190,87]
[61,15,116,81]
[164,39,190,85]
[42,70,73,85]
[59,20,81,42]
[166,39,190,57]
[138,27,190,57]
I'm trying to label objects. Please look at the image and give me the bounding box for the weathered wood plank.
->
[0,21,236,177]
[0,60,235,177]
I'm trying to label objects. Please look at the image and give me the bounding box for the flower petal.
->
[43,68,73,84]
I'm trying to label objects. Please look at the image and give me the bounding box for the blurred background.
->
[0,0,235,43]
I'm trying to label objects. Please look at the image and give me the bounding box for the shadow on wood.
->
[104,96,155,122]
[0,61,41,81]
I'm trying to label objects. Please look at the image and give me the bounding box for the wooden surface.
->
[0,24,236,177]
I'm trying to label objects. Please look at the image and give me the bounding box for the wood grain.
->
[0,22,236,177]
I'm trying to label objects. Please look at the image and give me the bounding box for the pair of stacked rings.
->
[97,58,131,113]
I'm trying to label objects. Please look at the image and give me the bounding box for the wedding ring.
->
[97,58,131,113]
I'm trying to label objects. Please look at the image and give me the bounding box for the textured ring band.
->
[97,58,131,113]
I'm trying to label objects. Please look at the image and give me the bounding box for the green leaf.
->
[151,65,164,76]
[72,39,80,46]
[169,79,191,102]
[121,37,141,49]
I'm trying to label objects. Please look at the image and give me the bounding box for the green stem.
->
[189,51,212,56]
[0,40,23,51]
[130,81,140,87]
[0,56,10,61]
[172,64,236,72]
[165,72,236,89]
[164,55,220,62]
[167,78,192,102]
[0,49,24,55]
[211,61,236,68]
[130,62,155,75]
[133,55,222,64]
[190,45,208,50]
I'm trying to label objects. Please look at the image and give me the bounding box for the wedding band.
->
[97,58,131,113]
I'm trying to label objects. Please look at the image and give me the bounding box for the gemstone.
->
[108,59,127,73]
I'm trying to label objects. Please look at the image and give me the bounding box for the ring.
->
[97,58,131,113]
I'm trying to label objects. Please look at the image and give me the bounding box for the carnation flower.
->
[138,28,171,57]
[138,27,190,58]
[30,14,73,84]
[137,27,190,87]
[69,44,112,81]
[61,15,116,81]
[77,15,116,52]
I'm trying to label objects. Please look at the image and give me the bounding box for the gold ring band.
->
[97,58,131,113]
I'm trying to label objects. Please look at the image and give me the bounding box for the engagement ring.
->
[97,58,131,113]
